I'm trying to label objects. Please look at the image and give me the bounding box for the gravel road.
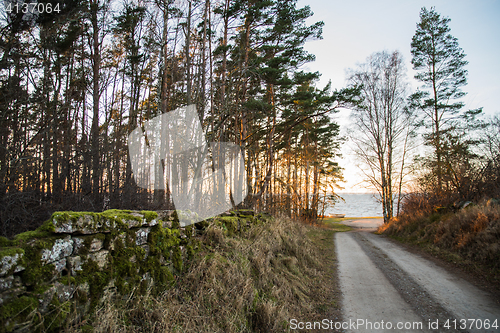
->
[336,221,500,333]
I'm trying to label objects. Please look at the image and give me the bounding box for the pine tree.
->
[410,6,481,192]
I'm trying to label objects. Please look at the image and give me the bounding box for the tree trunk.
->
[91,0,101,206]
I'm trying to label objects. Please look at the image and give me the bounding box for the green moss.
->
[115,276,131,295]
[0,247,24,260]
[0,237,13,247]
[139,279,148,295]
[103,209,132,214]
[42,296,69,331]
[75,287,88,303]
[140,211,158,223]
[152,265,174,291]
[172,246,182,272]
[195,219,209,230]
[60,276,76,286]
[142,256,174,293]
[52,211,98,224]
[148,224,180,256]
[13,230,52,245]
[79,259,111,310]
[48,211,99,234]
[42,295,72,332]
[38,218,56,233]
[102,209,141,225]
[45,210,149,235]
[95,233,106,241]
[19,237,58,286]
[51,211,71,224]
[170,211,180,229]
[32,284,51,296]
[218,216,239,236]
[186,244,195,260]
[237,209,254,216]
[0,295,38,331]
[110,237,141,293]
[184,225,193,238]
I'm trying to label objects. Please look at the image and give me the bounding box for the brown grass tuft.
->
[380,203,500,286]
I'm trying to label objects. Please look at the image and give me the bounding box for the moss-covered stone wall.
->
[0,209,260,332]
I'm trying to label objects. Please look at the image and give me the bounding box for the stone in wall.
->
[88,250,109,269]
[40,236,73,265]
[0,250,25,277]
[68,256,83,276]
[50,210,160,235]
[135,228,150,246]
[0,276,21,293]
[73,236,104,254]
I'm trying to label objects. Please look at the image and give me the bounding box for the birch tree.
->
[348,51,415,222]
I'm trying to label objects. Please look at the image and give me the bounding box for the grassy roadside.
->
[378,204,500,291]
[62,216,349,333]
[319,217,352,232]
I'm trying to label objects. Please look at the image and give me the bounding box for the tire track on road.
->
[336,231,429,332]
[349,231,462,333]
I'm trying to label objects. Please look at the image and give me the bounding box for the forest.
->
[1,2,499,331]
[1,0,499,238]
[0,0,363,237]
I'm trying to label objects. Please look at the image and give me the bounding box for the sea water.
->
[324,193,383,217]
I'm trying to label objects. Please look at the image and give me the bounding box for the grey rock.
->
[0,285,26,306]
[0,275,22,292]
[72,237,84,254]
[89,250,109,269]
[89,238,104,252]
[78,282,89,295]
[39,285,57,313]
[461,201,473,209]
[157,210,176,221]
[73,236,104,254]
[108,233,126,251]
[54,282,74,303]
[135,228,150,246]
[162,220,172,228]
[53,258,67,274]
[53,214,96,234]
[143,218,159,227]
[0,251,25,276]
[68,256,82,276]
[41,236,73,264]
[38,282,74,312]
[103,212,142,229]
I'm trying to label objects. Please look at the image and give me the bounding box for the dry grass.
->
[63,216,341,333]
[380,203,500,286]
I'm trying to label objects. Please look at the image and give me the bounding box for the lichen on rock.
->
[135,228,150,246]
[0,249,25,277]
[41,236,73,264]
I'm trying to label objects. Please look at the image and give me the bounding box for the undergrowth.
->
[62,216,340,333]
[379,202,500,287]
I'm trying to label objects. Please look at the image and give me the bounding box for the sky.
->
[296,0,500,193]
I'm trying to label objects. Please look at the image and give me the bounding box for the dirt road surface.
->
[336,220,500,333]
